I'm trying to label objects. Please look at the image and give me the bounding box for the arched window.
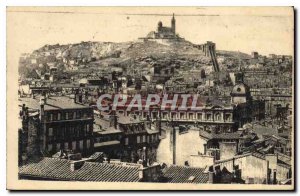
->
[215,113,221,121]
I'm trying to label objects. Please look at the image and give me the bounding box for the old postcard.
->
[7,7,294,190]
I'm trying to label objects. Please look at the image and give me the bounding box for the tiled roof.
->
[215,152,266,164]
[88,152,104,161]
[162,165,209,183]
[19,96,90,110]
[19,157,141,182]
[199,129,242,140]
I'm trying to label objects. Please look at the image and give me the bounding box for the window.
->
[163,112,168,119]
[142,135,146,143]
[79,140,83,150]
[188,113,194,120]
[152,112,157,119]
[196,113,201,120]
[180,113,185,119]
[69,127,75,135]
[137,136,141,143]
[64,142,69,150]
[75,127,80,137]
[225,114,231,122]
[72,141,76,151]
[58,113,61,120]
[68,112,73,120]
[56,143,61,150]
[66,113,69,120]
[48,144,53,151]
[61,127,65,139]
[171,113,176,119]
[125,138,129,145]
[73,112,76,119]
[215,113,221,121]
[206,114,212,121]
[48,128,53,136]
[49,114,53,121]
[86,124,90,134]
[87,140,91,149]
[76,111,81,119]
[53,113,57,121]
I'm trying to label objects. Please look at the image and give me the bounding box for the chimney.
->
[171,126,178,165]
[74,89,78,103]
[113,114,118,129]
[74,89,83,104]
[70,160,85,172]
[110,111,118,129]
[39,94,46,120]
[156,112,162,136]
[138,165,145,180]
[142,147,148,167]
[103,157,109,163]
[139,164,162,182]
[146,114,151,129]
[208,171,214,183]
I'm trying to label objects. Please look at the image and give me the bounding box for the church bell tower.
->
[171,13,176,35]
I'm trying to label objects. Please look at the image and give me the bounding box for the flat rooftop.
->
[19,96,90,110]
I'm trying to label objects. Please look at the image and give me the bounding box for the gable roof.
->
[19,157,141,182]
[162,165,209,183]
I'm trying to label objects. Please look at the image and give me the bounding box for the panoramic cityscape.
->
[16,10,293,186]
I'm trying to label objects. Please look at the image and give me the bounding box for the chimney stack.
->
[142,147,148,167]
[138,165,145,180]
[156,112,162,136]
[110,111,118,129]
[39,93,46,120]
[103,157,109,164]
[146,114,151,129]
[70,160,85,172]
[208,171,214,183]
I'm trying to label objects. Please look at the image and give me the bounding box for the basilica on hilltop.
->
[139,14,184,43]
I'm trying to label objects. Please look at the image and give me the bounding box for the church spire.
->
[171,13,176,34]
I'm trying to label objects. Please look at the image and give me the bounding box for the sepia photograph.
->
[6,6,294,190]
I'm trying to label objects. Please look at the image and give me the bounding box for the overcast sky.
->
[7,7,294,56]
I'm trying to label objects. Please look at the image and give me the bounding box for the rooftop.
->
[162,165,209,183]
[19,157,141,182]
[19,96,90,110]
[93,116,123,134]
[199,129,242,140]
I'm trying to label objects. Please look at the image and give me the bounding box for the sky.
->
[7,7,294,57]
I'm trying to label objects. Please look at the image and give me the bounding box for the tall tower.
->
[171,13,176,35]
[157,21,163,33]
